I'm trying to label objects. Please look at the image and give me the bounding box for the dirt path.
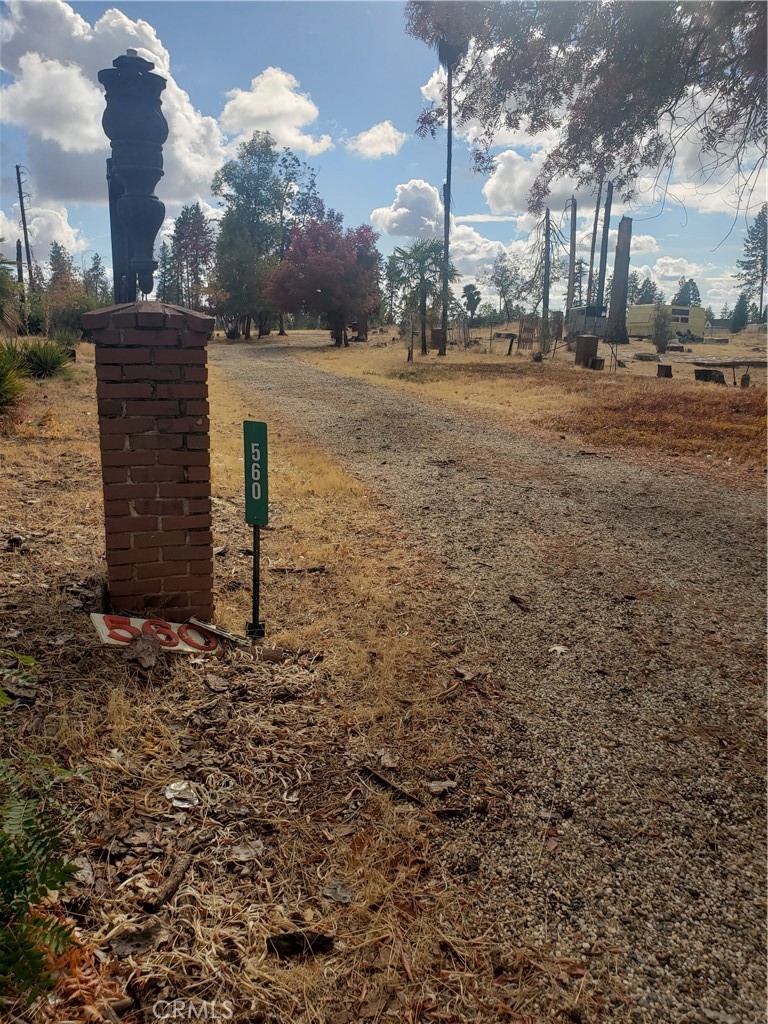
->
[211,338,766,1023]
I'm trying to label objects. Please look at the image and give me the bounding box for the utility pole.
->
[606,216,632,345]
[586,180,603,306]
[542,207,551,353]
[565,196,576,313]
[15,165,35,292]
[15,239,23,287]
[595,181,613,311]
[16,238,26,333]
[565,196,576,336]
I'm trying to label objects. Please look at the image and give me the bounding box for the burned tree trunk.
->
[606,216,632,345]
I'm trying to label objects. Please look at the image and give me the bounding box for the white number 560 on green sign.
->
[244,421,268,526]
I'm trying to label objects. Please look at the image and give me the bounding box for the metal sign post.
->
[244,421,268,638]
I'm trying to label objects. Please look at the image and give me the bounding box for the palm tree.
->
[436,37,467,357]
[405,8,468,356]
[391,239,456,356]
[462,283,481,331]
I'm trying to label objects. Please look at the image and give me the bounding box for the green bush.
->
[0,346,25,415]
[52,329,81,349]
[18,340,71,379]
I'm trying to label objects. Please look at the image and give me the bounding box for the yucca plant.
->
[0,754,77,1004]
[0,345,25,415]
[51,329,81,347]
[18,340,71,379]
[52,329,80,361]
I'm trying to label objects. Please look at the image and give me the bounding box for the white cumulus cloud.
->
[1,52,105,152]
[0,0,227,204]
[345,120,408,159]
[220,67,332,156]
[0,202,90,256]
[371,179,443,238]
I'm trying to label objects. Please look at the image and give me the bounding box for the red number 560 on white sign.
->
[90,613,218,653]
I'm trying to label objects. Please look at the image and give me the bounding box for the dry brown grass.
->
[295,329,766,470]
[1,345,610,1023]
[550,378,766,464]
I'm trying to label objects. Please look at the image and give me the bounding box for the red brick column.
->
[81,301,214,621]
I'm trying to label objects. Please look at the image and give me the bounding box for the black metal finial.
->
[98,50,168,302]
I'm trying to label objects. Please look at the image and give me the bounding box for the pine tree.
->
[729,292,749,333]
[47,242,77,291]
[671,278,701,306]
[636,278,664,304]
[155,241,175,304]
[170,203,216,310]
[736,203,766,319]
[83,253,110,305]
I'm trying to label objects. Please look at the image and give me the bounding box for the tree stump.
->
[694,368,726,385]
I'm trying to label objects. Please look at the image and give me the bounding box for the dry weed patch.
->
[1,348,609,1022]
[550,379,766,465]
[297,333,766,468]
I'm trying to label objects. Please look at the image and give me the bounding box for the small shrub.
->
[0,345,25,414]
[19,340,71,379]
[52,329,81,348]
[650,302,672,353]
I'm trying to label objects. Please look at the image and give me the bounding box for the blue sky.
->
[1,0,764,312]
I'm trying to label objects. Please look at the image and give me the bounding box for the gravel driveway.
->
[211,339,766,1023]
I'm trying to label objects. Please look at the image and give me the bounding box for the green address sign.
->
[244,421,268,526]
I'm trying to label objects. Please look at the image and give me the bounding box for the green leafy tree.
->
[671,278,702,306]
[210,131,318,338]
[408,1,766,212]
[476,301,501,328]
[383,254,402,325]
[486,252,530,323]
[704,305,715,323]
[40,242,96,335]
[720,302,733,319]
[736,203,766,319]
[729,292,749,333]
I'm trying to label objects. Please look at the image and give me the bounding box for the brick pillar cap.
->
[81,301,214,334]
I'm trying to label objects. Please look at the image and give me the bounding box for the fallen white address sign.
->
[90,613,218,653]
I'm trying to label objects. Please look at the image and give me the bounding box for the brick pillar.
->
[81,301,214,621]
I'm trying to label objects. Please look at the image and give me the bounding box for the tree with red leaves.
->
[266,213,381,346]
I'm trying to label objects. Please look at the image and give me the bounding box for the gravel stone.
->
[211,340,766,1022]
